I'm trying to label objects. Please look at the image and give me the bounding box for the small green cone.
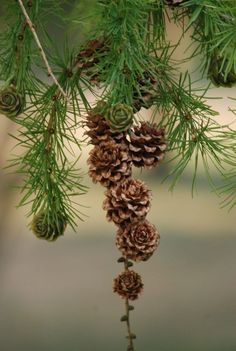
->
[31,211,67,242]
[105,103,134,132]
[0,86,25,119]
[208,54,236,88]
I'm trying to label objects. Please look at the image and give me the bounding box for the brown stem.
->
[125,298,135,351]
[124,258,135,351]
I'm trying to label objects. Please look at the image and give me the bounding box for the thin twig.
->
[125,298,135,351]
[124,259,135,351]
[16,0,69,101]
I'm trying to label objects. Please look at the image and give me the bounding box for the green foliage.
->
[67,0,101,42]
[149,68,234,192]
[97,0,154,105]
[219,169,236,210]
[0,0,89,231]
[174,0,236,82]
[9,87,88,228]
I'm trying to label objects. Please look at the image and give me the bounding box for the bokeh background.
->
[0,2,236,351]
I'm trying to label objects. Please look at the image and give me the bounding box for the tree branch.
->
[16,0,69,101]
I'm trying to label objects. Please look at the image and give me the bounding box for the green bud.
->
[126,333,136,339]
[120,315,128,322]
[127,261,133,268]
[0,86,25,119]
[105,103,134,132]
[92,100,108,114]
[31,211,67,242]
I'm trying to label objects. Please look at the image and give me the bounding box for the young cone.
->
[105,103,134,132]
[0,86,25,119]
[31,212,67,242]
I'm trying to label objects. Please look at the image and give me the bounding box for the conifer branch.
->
[16,0,69,101]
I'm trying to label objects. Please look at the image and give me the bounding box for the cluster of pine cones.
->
[85,103,167,301]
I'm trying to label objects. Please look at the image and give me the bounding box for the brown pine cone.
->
[103,178,152,226]
[116,220,160,262]
[77,38,106,69]
[113,270,143,300]
[87,140,132,187]
[77,38,108,85]
[133,72,158,112]
[85,109,125,145]
[128,122,167,169]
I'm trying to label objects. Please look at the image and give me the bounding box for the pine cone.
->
[116,220,160,262]
[208,53,236,87]
[0,86,24,119]
[77,38,107,85]
[113,270,143,300]
[128,122,167,169]
[77,38,106,69]
[87,140,132,187]
[133,72,158,112]
[105,103,134,132]
[31,212,67,242]
[103,178,152,226]
[85,106,125,145]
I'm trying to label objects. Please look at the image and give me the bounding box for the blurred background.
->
[0,2,236,351]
